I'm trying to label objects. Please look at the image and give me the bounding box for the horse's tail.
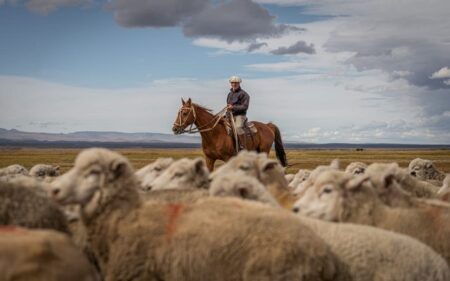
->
[267,123,288,167]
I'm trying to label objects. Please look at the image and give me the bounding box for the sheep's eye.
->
[88,170,101,177]
[38,172,45,176]
[173,172,183,178]
[239,165,250,171]
[154,167,162,172]
[321,187,333,194]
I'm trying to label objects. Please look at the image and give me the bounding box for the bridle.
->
[173,104,228,134]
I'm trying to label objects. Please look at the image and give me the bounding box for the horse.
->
[172,98,287,171]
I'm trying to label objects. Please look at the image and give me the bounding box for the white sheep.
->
[49,148,350,281]
[288,169,311,192]
[438,174,450,201]
[0,178,69,234]
[135,157,174,191]
[209,171,280,207]
[209,166,450,281]
[0,164,28,176]
[408,158,446,185]
[344,162,367,175]
[29,164,61,178]
[210,151,298,209]
[365,162,439,200]
[0,226,100,281]
[148,157,209,191]
[293,169,450,266]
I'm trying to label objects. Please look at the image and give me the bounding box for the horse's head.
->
[172,98,196,135]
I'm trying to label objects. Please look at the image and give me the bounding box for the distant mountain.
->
[0,128,200,143]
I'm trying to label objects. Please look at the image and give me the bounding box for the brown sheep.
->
[0,226,100,281]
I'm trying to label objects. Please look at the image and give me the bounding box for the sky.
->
[0,0,449,144]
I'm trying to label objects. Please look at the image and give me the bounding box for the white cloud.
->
[430,67,450,79]
[1,74,448,143]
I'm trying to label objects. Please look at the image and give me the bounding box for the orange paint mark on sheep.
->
[0,226,26,234]
[165,204,185,241]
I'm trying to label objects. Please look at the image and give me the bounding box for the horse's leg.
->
[205,157,216,172]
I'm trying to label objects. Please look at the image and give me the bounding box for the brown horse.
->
[172,98,287,171]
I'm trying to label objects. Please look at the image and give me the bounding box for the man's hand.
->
[227,104,233,110]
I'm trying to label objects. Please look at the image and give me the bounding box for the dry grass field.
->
[1,147,449,175]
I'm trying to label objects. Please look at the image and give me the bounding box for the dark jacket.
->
[227,87,250,116]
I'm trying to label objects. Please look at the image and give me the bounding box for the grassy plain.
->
[1,148,449,174]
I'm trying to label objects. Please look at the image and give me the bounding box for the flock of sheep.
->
[1,148,450,281]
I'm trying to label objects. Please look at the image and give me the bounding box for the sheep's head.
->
[345,162,367,175]
[408,158,436,180]
[293,160,340,196]
[135,158,175,191]
[210,171,280,207]
[364,162,415,207]
[289,169,311,190]
[292,170,370,222]
[149,158,209,191]
[210,151,261,180]
[49,148,134,209]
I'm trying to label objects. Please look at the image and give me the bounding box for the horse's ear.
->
[186,98,192,105]
[181,98,185,105]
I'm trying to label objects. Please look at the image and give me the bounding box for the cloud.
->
[14,0,92,15]
[270,40,315,55]
[183,0,300,42]
[247,42,267,52]
[430,67,450,79]
[107,0,209,28]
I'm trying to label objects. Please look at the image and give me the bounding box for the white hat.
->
[229,76,242,83]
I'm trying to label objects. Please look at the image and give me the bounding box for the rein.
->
[174,105,228,134]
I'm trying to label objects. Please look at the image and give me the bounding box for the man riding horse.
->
[227,75,250,151]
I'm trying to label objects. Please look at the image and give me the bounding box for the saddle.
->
[224,116,258,136]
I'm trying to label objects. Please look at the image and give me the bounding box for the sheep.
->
[29,164,61,179]
[365,162,439,200]
[209,171,280,207]
[148,157,209,191]
[0,164,28,176]
[0,178,69,234]
[0,226,100,281]
[438,174,450,201]
[143,188,209,203]
[209,165,450,281]
[408,158,446,185]
[293,169,450,266]
[49,147,349,281]
[289,169,311,191]
[344,162,367,175]
[285,173,295,183]
[210,150,298,209]
[135,157,175,191]
[292,160,340,198]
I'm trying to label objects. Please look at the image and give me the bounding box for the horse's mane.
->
[192,103,213,113]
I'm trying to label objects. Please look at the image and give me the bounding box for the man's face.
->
[230,82,240,91]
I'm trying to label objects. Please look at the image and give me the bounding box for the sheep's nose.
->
[292,206,300,213]
[51,187,60,197]
[410,171,416,176]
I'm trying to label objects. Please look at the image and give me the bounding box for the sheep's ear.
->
[330,159,340,169]
[382,163,399,188]
[346,175,369,190]
[109,159,128,180]
[54,165,60,171]
[181,98,185,105]
[193,158,206,174]
[425,162,432,169]
[261,159,279,172]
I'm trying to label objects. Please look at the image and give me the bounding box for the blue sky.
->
[0,0,449,143]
